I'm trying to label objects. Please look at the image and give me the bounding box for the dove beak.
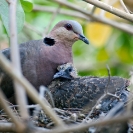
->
[53,70,73,80]
[79,34,89,44]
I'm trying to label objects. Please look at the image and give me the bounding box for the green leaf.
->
[20,0,33,12]
[96,48,109,61]
[0,0,25,35]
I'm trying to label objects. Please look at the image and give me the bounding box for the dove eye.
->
[64,23,72,30]
[68,67,72,72]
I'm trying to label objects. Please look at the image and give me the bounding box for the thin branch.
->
[39,86,55,107]
[119,0,130,13]
[54,0,133,34]
[43,5,61,37]
[0,90,25,132]
[99,0,109,17]
[0,122,50,133]
[24,22,42,36]
[8,0,29,120]
[91,6,97,14]
[0,123,15,132]
[83,0,133,22]
[33,86,54,120]
[90,0,101,14]
[33,5,90,21]
[0,53,65,127]
[106,64,111,94]
[86,93,106,118]
[104,102,124,119]
[127,72,133,114]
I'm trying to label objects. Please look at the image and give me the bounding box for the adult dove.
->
[0,20,89,100]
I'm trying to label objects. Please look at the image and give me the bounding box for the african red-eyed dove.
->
[0,20,89,100]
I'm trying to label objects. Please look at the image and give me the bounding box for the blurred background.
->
[0,0,133,78]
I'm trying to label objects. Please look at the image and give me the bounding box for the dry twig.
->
[0,90,25,132]
[83,0,133,22]
[119,0,130,13]
[44,114,133,133]
[6,0,29,120]
[43,5,61,37]
[24,22,42,36]
[54,0,133,34]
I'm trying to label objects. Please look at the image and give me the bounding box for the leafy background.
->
[0,0,133,79]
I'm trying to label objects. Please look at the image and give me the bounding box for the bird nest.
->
[0,76,132,133]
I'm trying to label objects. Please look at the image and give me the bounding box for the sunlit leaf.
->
[96,48,109,61]
[86,22,112,47]
[20,0,33,12]
[117,46,133,63]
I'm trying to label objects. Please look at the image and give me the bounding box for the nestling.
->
[53,63,78,79]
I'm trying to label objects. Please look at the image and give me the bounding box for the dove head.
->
[48,20,89,46]
[53,63,77,80]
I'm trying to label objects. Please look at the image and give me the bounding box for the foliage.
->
[0,0,25,35]
[0,0,132,78]
[20,0,33,12]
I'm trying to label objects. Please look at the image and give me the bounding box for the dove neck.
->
[46,34,75,48]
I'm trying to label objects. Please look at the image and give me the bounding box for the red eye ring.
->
[64,23,72,30]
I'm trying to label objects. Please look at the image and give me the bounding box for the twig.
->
[86,93,106,119]
[99,0,109,17]
[0,104,40,116]
[82,0,133,22]
[0,122,50,133]
[90,6,97,14]
[43,114,133,133]
[104,102,124,119]
[0,123,15,132]
[105,65,120,99]
[90,0,101,14]
[1,105,38,110]
[0,53,65,127]
[24,22,42,36]
[54,0,133,34]
[33,5,90,21]
[40,86,55,107]
[43,5,61,37]
[119,0,130,13]
[107,92,120,99]
[87,92,121,120]
[0,90,25,132]
[106,64,111,94]
[86,65,120,119]
[33,86,54,120]
[7,0,29,120]
[127,72,133,115]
